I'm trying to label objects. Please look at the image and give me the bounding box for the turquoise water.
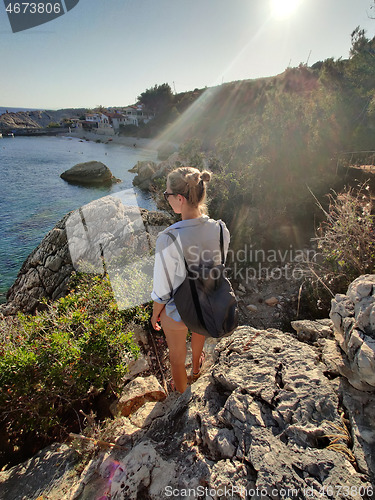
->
[0,135,157,301]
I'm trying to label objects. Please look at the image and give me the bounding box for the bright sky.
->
[1,0,374,109]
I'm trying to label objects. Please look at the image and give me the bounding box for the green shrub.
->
[178,138,204,168]
[302,182,375,317]
[315,182,375,280]
[157,142,177,160]
[0,273,146,439]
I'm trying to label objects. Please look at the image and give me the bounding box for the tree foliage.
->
[146,29,375,249]
[137,83,173,114]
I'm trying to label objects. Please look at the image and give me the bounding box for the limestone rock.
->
[76,327,372,497]
[129,398,174,429]
[2,327,373,498]
[0,213,73,315]
[128,164,139,173]
[291,318,334,343]
[114,417,145,447]
[60,161,120,186]
[123,352,150,382]
[110,375,166,417]
[0,444,77,500]
[347,276,375,304]
[129,401,159,428]
[0,109,84,130]
[330,293,355,333]
[131,152,182,190]
[201,425,237,460]
[339,378,375,478]
[330,274,375,390]
[105,441,178,499]
[0,111,41,129]
[132,161,158,189]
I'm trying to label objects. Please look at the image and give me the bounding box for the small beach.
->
[68,129,169,151]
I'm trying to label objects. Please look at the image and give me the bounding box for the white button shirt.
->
[151,215,230,321]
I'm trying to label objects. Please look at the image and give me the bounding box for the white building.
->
[85,113,111,128]
[121,105,154,128]
[84,106,154,132]
[84,112,113,135]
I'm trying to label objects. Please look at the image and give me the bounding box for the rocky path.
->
[1,319,374,500]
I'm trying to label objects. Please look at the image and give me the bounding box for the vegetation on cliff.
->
[139,28,375,317]
[303,181,375,316]
[135,29,375,251]
[0,273,150,467]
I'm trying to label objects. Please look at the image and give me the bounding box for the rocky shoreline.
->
[0,180,374,498]
[0,197,173,316]
[68,129,171,152]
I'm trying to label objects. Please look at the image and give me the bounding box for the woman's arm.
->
[151,233,178,331]
[151,301,165,331]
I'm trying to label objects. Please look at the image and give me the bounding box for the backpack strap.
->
[159,248,173,293]
[166,232,189,273]
[219,223,225,265]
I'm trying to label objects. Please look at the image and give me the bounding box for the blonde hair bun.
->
[186,171,200,188]
[167,166,211,213]
[201,171,211,183]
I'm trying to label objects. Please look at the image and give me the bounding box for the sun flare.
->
[270,0,301,19]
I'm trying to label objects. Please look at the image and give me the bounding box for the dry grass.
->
[323,414,357,466]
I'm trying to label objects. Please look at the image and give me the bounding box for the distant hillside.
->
[0,108,86,131]
[142,28,375,250]
[0,107,41,114]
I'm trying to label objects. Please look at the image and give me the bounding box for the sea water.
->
[0,135,158,301]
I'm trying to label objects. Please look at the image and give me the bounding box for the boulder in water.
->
[60,161,120,186]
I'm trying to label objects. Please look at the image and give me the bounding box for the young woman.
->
[151,167,230,393]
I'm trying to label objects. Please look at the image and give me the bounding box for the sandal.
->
[190,351,206,383]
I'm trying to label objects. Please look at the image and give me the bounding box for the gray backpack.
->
[163,224,238,338]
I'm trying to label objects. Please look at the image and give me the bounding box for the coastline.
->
[0,134,160,303]
[68,129,168,152]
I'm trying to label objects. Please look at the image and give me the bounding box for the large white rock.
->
[330,274,375,391]
[1,197,172,315]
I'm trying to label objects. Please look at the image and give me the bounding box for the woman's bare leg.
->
[160,309,188,393]
[191,332,205,375]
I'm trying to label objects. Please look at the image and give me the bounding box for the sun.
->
[270,0,301,19]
